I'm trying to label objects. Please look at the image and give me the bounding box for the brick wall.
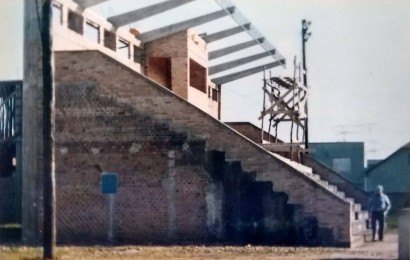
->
[54,83,211,243]
[145,31,188,99]
[53,82,304,245]
[55,50,353,246]
[147,57,171,89]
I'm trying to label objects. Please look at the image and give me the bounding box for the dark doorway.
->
[0,81,22,242]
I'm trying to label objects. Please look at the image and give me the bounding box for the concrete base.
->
[398,208,410,260]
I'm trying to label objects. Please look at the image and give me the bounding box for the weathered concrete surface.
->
[22,0,44,244]
[399,209,410,260]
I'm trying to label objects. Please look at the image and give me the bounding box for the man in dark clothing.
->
[368,185,391,241]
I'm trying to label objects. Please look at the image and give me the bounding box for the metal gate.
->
[0,80,22,224]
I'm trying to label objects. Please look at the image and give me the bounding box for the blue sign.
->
[101,172,118,194]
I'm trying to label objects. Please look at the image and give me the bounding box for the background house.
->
[309,142,365,188]
[365,142,410,212]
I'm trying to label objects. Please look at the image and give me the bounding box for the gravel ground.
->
[0,233,397,260]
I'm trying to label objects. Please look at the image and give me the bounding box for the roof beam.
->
[209,50,274,75]
[202,24,250,43]
[139,7,235,43]
[73,0,110,8]
[208,38,264,60]
[107,0,197,27]
[214,0,285,66]
[211,60,285,85]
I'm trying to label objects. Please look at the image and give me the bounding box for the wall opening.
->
[0,81,22,229]
[52,4,62,26]
[189,59,206,93]
[104,30,116,51]
[118,38,130,59]
[67,10,83,35]
[212,88,218,102]
[148,57,172,90]
[84,21,100,44]
[134,45,144,64]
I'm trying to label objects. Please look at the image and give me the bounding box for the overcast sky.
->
[227,0,410,161]
[1,0,409,161]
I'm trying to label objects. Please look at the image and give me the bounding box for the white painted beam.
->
[214,0,285,66]
[73,0,110,8]
[139,7,235,43]
[211,60,284,85]
[107,0,196,27]
[208,38,264,60]
[209,50,274,75]
[202,24,250,43]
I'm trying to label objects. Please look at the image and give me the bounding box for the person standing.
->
[368,185,391,241]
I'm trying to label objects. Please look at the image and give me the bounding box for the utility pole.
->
[301,19,311,152]
[41,1,56,259]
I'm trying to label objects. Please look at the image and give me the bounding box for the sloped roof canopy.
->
[365,142,410,175]
[74,0,286,85]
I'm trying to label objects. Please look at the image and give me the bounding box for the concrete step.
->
[352,219,367,234]
[350,232,365,248]
[312,173,321,181]
[336,191,346,198]
[328,184,337,192]
[353,210,369,221]
[351,228,373,248]
[345,197,354,203]
[353,203,362,212]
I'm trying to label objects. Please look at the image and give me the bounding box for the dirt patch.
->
[0,233,397,260]
[0,245,395,260]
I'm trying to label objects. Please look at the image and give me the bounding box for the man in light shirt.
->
[368,185,391,241]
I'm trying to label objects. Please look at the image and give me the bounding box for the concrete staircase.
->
[302,156,371,246]
[227,152,369,247]
[55,49,366,247]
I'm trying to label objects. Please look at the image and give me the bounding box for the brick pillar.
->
[399,208,410,260]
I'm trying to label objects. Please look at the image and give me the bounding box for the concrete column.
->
[62,4,69,28]
[164,150,177,240]
[22,0,44,244]
[399,208,410,260]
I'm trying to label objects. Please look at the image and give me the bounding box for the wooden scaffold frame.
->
[259,57,308,160]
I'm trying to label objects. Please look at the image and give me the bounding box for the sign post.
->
[101,172,118,243]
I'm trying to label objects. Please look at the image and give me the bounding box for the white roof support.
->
[209,50,274,75]
[211,60,285,85]
[208,38,264,60]
[214,0,285,66]
[202,24,250,43]
[107,0,197,27]
[139,7,235,43]
[73,0,110,8]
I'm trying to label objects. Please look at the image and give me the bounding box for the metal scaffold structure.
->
[259,57,308,161]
